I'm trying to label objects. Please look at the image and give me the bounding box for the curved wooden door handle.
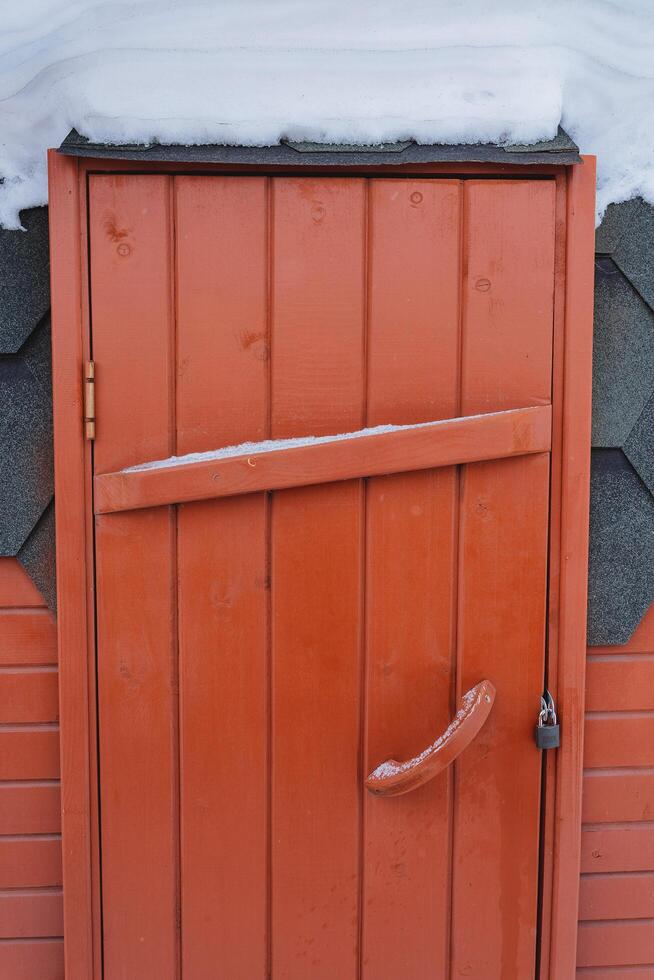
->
[365,680,496,797]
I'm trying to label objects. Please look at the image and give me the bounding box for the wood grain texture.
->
[0,669,59,723]
[362,178,461,977]
[586,658,654,712]
[270,177,365,979]
[548,157,596,980]
[0,610,57,666]
[175,175,270,980]
[583,772,654,824]
[90,174,179,980]
[0,730,60,780]
[581,829,654,874]
[0,784,61,835]
[0,890,63,939]
[585,717,654,769]
[54,168,597,980]
[0,939,64,980]
[48,148,97,979]
[0,839,62,888]
[579,873,654,921]
[578,920,654,969]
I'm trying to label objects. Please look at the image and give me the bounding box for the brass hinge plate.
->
[84,360,95,440]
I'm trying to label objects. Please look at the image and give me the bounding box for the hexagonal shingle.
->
[591,257,654,447]
[0,319,54,555]
[587,449,654,645]
[624,392,654,497]
[605,197,654,313]
[0,208,50,353]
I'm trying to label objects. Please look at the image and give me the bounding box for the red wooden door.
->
[89,174,555,979]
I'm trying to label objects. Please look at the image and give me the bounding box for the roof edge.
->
[58,126,581,167]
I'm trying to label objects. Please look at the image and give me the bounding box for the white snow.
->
[122,411,493,472]
[1,1,653,227]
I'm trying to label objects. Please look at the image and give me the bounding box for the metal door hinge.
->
[84,360,95,440]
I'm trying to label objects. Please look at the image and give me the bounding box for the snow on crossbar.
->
[94,404,551,514]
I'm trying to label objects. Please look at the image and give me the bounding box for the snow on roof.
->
[1,0,653,228]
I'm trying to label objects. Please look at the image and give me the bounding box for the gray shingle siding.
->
[0,207,55,609]
[588,199,654,644]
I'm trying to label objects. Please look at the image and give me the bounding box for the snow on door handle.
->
[365,680,496,797]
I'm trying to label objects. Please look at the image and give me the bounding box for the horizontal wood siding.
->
[0,559,62,979]
[578,605,654,973]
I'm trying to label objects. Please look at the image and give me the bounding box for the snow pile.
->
[1,0,654,227]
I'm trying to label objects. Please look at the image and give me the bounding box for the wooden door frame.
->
[48,149,595,980]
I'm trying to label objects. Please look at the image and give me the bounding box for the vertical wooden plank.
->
[90,174,178,979]
[270,177,365,978]
[175,176,268,979]
[271,177,366,438]
[175,177,269,453]
[461,180,556,416]
[48,149,96,980]
[451,453,550,978]
[451,179,555,978]
[362,179,461,977]
[553,156,595,980]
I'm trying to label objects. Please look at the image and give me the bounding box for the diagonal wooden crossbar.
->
[94,404,551,515]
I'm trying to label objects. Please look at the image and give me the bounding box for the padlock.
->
[535,691,560,750]
[535,722,560,749]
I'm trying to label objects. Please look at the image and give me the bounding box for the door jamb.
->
[48,150,595,980]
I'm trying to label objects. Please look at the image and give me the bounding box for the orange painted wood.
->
[90,174,179,979]
[0,839,62,888]
[0,784,61,835]
[48,148,98,980]
[586,657,654,711]
[48,161,596,980]
[581,829,654,874]
[549,156,596,980]
[460,179,555,415]
[578,920,654,969]
[583,772,654,823]
[577,969,654,979]
[175,175,269,980]
[366,680,496,796]
[0,939,64,980]
[175,176,269,452]
[585,717,654,768]
[0,559,46,607]
[579,873,654,921]
[94,404,552,514]
[270,177,366,438]
[0,611,57,666]
[0,890,64,938]
[451,176,555,980]
[0,668,59,723]
[0,730,60,780]
[270,177,365,979]
[178,498,267,978]
[452,454,550,978]
[361,178,461,978]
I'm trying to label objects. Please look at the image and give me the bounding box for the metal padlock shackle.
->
[535,689,560,750]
